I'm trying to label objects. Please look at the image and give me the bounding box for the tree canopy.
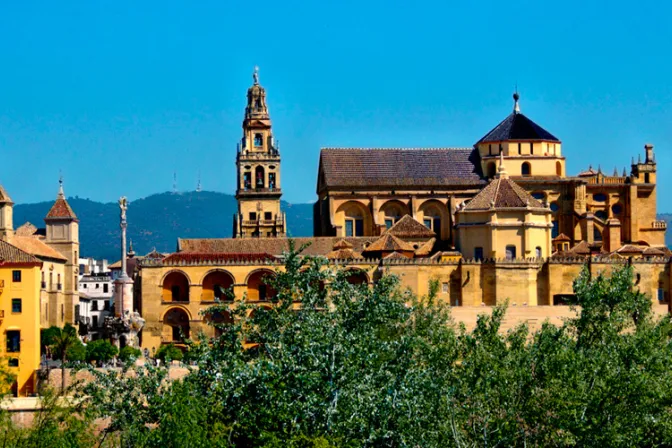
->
[5,246,672,447]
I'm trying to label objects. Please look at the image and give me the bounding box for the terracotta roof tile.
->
[552,233,571,242]
[325,248,363,260]
[9,236,68,261]
[318,148,484,190]
[178,237,378,257]
[0,240,40,265]
[162,252,277,264]
[383,251,411,260]
[463,177,543,211]
[15,222,38,237]
[414,238,436,257]
[385,215,435,239]
[46,198,77,220]
[643,247,665,256]
[362,234,414,253]
[616,245,645,254]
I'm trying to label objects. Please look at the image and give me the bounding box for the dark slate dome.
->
[477,93,560,144]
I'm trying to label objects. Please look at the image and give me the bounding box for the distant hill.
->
[15,193,671,260]
[13,191,314,261]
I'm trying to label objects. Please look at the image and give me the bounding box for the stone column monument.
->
[105,197,145,348]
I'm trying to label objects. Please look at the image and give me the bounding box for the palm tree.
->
[50,325,79,395]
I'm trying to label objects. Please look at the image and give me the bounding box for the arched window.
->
[521,162,531,176]
[254,133,263,147]
[420,202,444,236]
[345,270,369,286]
[535,247,542,258]
[552,221,559,238]
[487,162,496,178]
[164,308,190,342]
[645,173,650,183]
[380,201,408,229]
[255,166,265,188]
[593,193,607,202]
[247,270,277,301]
[518,142,522,155]
[243,172,251,190]
[202,271,235,302]
[505,245,516,260]
[162,271,190,302]
[556,161,562,176]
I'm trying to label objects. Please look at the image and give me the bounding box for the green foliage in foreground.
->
[85,340,118,365]
[3,245,672,447]
[118,346,142,363]
[155,344,184,363]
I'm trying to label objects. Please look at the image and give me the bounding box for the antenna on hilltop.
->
[173,172,177,194]
[196,171,202,193]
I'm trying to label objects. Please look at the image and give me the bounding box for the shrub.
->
[85,340,118,365]
[155,344,183,363]
[118,346,142,363]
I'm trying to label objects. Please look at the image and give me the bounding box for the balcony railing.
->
[240,187,281,194]
[652,220,668,229]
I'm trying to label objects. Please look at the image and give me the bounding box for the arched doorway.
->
[247,270,277,301]
[202,270,234,302]
[163,308,190,343]
[345,270,369,286]
[204,310,233,338]
[556,161,562,176]
[162,271,190,302]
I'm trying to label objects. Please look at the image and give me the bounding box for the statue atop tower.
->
[233,67,286,238]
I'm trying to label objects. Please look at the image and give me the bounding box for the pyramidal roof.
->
[45,180,77,221]
[0,184,12,204]
[363,233,414,253]
[384,215,435,238]
[463,153,544,211]
[464,176,543,210]
[477,93,559,144]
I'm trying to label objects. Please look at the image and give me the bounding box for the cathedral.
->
[135,70,670,350]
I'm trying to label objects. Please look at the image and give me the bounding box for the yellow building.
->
[233,67,286,238]
[132,77,670,351]
[0,240,42,397]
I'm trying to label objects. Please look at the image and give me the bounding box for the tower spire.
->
[253,66,259,85]
[58,173,65,199]
[196,171,202,193]
[513,89,520,114]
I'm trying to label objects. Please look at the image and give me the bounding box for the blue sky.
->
[1,0,671,209]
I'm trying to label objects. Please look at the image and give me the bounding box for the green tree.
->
[154,344,183,363]
[119,346,142,363]
[50,325,82,395]
[86,339,118,365]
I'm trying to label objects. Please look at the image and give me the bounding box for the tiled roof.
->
[178,237,378,257]
[616,245,644,254]
[362,233,414,253]
[0,185,12,204]
[15,222,38,237]
[318,148,484,190]
[325,248,363,260]
[333,239,353,250]
[385,215,435,239]
[0,240,40,265]
[414,238,436,257]
[477,112,560,144]
[383,251,411,260]
[46,198,78,220]
[463,177,543,211]
[578,166,598,177]
[162,252,277,264]
[9,236,68,261]
[553,233,571,242]
[643,247,666,256]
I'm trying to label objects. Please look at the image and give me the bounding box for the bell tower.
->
[233,67,286,238]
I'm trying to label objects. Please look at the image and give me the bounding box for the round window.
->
[550,202,559,212]
[532,192,546,200]
[593,193,607,202]
[612,204,623,215]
